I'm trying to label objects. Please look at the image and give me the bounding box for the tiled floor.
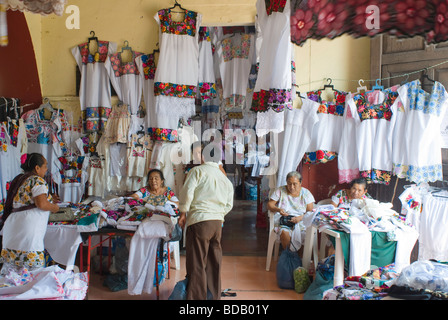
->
[86,200,303,300]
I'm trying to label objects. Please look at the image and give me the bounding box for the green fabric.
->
[329,230,396,272]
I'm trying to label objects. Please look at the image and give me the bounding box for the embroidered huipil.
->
[135,53,179,142]
[72,40,117,133]
[153,9,202,130]
[305,89,347,164]
[105,51,143,115]
[251,0,294,136]
[198,27,217,105]
[22,108,64,181]
[347,89,399,185]
[395,80,448,183]
[338,86,401,184]
[216,32,255,118]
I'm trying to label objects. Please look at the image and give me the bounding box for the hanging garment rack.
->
[296,59,448,88]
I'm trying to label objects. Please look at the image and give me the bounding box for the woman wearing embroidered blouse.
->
[130,169,179,211]
[267,171,315,251]
[0,153,60,274]
[330,177,372,209]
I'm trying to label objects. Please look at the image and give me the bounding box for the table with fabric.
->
[328,230,397,271]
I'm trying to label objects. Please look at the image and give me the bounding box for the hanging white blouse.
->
[251,0,293,114]
[276,99,320,188]
[347,88,399,185]
[71,40,117,132]
[395,80,448,184]
[105,50,143,115]
[216,32,255,112]
[198,27,217,105]
[305,89,347,164]
[153,8,202,130]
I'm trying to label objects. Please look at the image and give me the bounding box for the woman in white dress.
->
[1,153,59,274]
[267,171,315,252]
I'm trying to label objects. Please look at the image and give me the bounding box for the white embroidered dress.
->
[153,8,202,130]
[394,80,448,183]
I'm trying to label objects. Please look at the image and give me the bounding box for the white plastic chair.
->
[266,210,280,271]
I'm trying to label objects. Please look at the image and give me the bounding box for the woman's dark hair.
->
[21,153,46,173]
[147,169,165,184]
[350,177,368,190]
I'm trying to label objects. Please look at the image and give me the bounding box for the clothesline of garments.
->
[274,78,448,190]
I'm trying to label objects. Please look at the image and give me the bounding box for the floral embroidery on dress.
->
[148,127,179,142]
[78,41,109,65]
[109,51,143,77]
[353,91,398,121]
[407,164,443,184]
[198,82,217,102]
[223,94,246,110]
[158,9,198,36]
[81,106,112,133]
[221,34,251,62]
[360,168,392,185]
[265,0,287,15]
[406,80,446,116]
[154,82,197,98]
[251,89,293,112]
[304,150,337,164]
[141,54,156,80]
[307,89,347,116]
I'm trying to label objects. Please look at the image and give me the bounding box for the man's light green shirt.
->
[179,162,234,228]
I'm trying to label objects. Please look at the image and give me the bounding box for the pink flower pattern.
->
[290,0,447,46]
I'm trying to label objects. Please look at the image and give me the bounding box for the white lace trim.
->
[155,95,196,119]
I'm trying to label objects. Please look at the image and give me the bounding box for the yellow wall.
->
[25,0,370,119]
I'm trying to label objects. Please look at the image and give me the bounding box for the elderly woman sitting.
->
[267,171,315,252]
[330,177,372,209]
[130,169,179,215]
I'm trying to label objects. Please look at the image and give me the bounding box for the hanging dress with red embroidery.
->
[72,40,117,133]
[153,8,202,131]
[305,89,347,164]
[251,0,295,137]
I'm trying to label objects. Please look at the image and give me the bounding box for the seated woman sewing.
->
[130,169,179,215]
[330,177,372,209]
[267,171,315,252]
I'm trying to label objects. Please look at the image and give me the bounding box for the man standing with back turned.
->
[178,141,234,300]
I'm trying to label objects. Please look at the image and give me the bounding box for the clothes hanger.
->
[152,43,160,55]
[318,78,336,92]
[366,79,384,93]
[294,84,305,99]
[400,73,410,86]
[169,0,186,13]
[88,30,98,44]
[355,79,368,94]
[120,40,133,53]
[421,68,436,87]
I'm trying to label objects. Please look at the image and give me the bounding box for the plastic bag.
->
[168,278,213,300]
[294,267,311,293]
[393,260,448,292]
[276,249,302,289]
